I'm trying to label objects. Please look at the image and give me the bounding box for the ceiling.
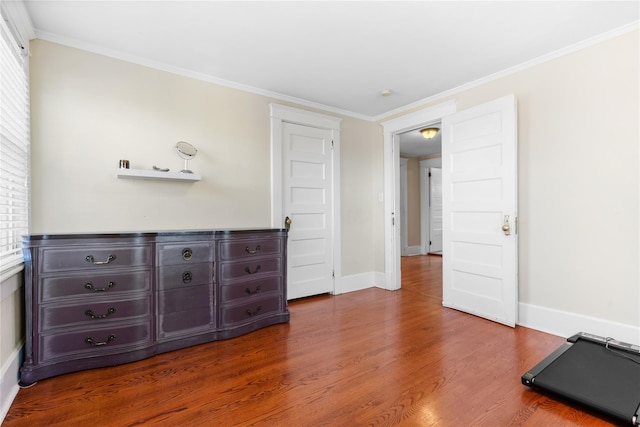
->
[22,1,639,123]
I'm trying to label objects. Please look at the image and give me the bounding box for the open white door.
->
[429,168,443,253]
[441,95,518,326]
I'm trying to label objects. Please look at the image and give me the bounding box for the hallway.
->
[401,254,442,302]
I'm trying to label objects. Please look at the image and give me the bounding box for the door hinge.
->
[332,270,335,279]
[429,172,432,177]
[331,140,334,150]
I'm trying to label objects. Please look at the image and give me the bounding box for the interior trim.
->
[519,302,640,345]
[269,103,342,287]
[381,100,457,290]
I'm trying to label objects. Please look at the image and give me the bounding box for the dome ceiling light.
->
[420,127,439,139]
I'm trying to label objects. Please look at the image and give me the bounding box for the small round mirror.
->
[175,141,197,173]
[176,141,197,159]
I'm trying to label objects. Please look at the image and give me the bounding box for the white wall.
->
[379,29,640,338]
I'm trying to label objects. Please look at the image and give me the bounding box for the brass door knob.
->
[502,215,511,236]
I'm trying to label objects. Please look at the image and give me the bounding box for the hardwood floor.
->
[4,255,620,426]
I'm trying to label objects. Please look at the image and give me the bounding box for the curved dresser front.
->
[20,229,289,386]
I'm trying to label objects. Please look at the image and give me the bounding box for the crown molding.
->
[34,29,372,122]
[33,19,638,124]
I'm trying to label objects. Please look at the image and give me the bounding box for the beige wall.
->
[340,118,381,274]
[29,39,379,277]
[401,155,421,247]
[0,272,23,410]
[0,274,23,362]
[380,29,640,328]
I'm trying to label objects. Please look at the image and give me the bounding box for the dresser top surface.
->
[23,228,287,243]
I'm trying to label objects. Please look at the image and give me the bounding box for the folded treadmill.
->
[522,332,640,426]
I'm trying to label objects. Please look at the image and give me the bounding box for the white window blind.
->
[0,12,30,278]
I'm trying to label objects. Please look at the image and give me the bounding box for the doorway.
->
[381,100,457,290]
[270,104,342,300]
[398,125,442,257]
[398,124,443,300]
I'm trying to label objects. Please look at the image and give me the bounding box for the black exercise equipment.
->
[522,332,640,426]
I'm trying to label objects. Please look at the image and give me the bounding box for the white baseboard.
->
[0,345,22,424]
[403,246,422,256]
[335,272,640,344]
[335,271,386,294]
[518,302,640,344]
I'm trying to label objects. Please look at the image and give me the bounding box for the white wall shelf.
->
[116,169,201,182]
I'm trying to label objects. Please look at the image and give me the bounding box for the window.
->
[0,9,30,280]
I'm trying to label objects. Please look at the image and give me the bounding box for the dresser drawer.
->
[219,236,283,261]
[40,296,152,332]
[158,284,213,314]
[158,285,214,339]
[40,270,151,302]
[219,257,282,282]
[219,276,282,303]
[157,263,213,291]
[39,322,152,363]
[39,244,152,273]
[159,311,214,339]
[157,242,215,265]
[219,294,283,328]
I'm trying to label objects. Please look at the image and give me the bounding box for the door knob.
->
[502,215,511,236]
[284,216,292,231]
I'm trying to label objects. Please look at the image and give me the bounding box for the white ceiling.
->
[23,1,639,122]
[399,125,442,158]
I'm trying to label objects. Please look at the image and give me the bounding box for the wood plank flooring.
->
[4,255,620,426]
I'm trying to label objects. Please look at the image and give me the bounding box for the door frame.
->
[381,100,456,290]
[400,158,409,256]
[270,104,342,292]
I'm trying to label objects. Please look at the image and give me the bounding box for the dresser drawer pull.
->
[84,281,116,292]
[182,248,192,260]
[246,305,262,316]
[182,271,192,283]
[85,254,116,265]
[245,285,262,295]
[244,245,261,254]
[85,334,116,346]
[85,307,116,319]
[244,265,261,275]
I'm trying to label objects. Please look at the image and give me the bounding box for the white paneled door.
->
[282,122,334,299]
[441,95,518,326]
[429,167,443,253]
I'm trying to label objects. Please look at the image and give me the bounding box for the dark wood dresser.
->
[20,229,289,385]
